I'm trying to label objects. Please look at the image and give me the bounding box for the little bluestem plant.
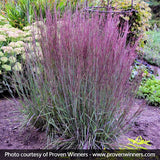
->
[12,10,141,149]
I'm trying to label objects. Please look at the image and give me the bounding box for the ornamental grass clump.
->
[12,10,140,149]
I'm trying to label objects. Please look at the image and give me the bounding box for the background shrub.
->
[148,0,160,27]
[142,30,160,66]
[12,11,140,149]
[137,77,160,106]
[2,0,152,37]
[3,0,51,29]
[2,0,90,29]
[93,0,152,45]
[4,0,31,29]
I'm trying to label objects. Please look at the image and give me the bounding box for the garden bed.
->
[0,98,46,149]
[0,0,159,150]
[0,97,160,149]
[118,99,160,149]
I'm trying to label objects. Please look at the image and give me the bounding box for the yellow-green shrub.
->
[93,0,152,44]
[137,77,160,107]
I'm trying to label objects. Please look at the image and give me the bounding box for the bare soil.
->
[118,99,160,149]
[0,97,160,149]
[0,98,46,149]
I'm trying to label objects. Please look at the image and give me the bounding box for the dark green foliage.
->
[149,1,160,18]
[147,0,160,27]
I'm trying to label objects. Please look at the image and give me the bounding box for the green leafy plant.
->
[0,16,41,93]
[137,77,160,106]
[4,0,48,29]
[0,41,25,93]
[142,30,160,67]
[4,0,29,29]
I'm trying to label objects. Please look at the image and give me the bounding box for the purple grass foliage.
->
[13,10,141,149]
